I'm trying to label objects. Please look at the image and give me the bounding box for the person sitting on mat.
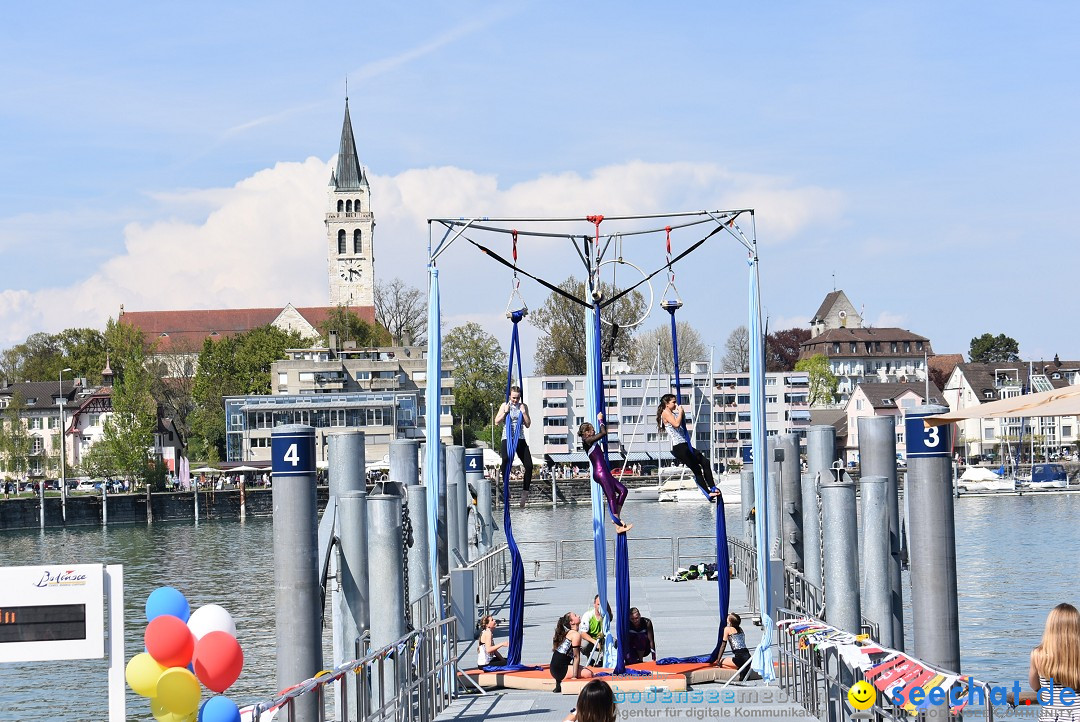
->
[625,608,657,664]
[578,413,632,533]
[476,615,508,668]
[715,612,752,680]
[495,385,533,508]
[657,394,720,500]
[550,611,594,693]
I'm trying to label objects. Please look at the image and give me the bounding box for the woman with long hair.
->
[656,393,719,499]
[550,612,594,693]
[476,615,508,668]
[563,678,617,722]
[1029,603,1080,721]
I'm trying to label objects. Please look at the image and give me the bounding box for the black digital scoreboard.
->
[0,604,87,643]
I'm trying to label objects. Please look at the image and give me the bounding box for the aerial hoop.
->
[597,258,653,329]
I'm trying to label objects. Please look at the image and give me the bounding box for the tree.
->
[720,326,750,373]
[0,392,32,481]
[147,341,201,455]
[969,333,1020,363]
[375,278,427,346]
[189,325,304,460]
[319,305,391,347]
[765,327,812,372]
[795,354,838,406]
[0,328,107,384]
[443,323,508,438]
[530,276,646,375]
[95,319,158,487]
[629,322,709,374]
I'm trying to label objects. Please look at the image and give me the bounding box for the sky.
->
[3,1,1080,369]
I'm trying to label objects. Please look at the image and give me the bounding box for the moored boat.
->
[1023,463,1069,490]
[957,466,1016,492]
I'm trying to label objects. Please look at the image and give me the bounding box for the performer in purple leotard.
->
[578,413,632,534]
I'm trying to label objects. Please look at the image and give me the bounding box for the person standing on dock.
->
[495,385,533,508]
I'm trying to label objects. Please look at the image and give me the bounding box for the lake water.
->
[0,491,1075,720]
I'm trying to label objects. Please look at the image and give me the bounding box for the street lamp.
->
[59,367,72,523]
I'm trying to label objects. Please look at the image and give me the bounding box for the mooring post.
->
[860,475,891,646]
[390,439,420,485]
[779,433,803,572]
[405,484,432,608]
[338,489,368,721]
[368,484,407,712]
[819,465,861,634]
[435,442,449,584]
[740,468,755,544]
[905,406,961,680]
[858,415,904,650]
[464,449,484,560]
[475,475,493,555]
[271,424,322,722]
[446,445,466,564]
[804,425,834,593]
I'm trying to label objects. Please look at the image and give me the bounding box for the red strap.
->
[511,229,518,264]
[665,226,672,256]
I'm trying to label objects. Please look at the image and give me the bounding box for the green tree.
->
[795,353,839,406]
[443,323,508,438]
[969,333,1020,363]
[530,276,646,375]
[0,393,32,481]
[189,325,304,460]
[319,306,391,347]
[0,328,107,384]
[96,319,158,487]
[629,321,709,373]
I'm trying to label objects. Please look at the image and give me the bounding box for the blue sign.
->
[904,412,952,458]
[741,445,754,464]
[272,427,316,477]
[464,449,484,480]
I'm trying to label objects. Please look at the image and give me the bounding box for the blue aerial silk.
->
[747,255,775,681]
[500,310,528,666]
[657,302,731,666]
[425,266,444,620]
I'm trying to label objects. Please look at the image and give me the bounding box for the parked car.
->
[75,480,98,492]
[611,467,634,477]
[43,479,60,491]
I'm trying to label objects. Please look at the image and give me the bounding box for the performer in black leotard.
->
[657,394,720,500]
[578,413,632,534]
[550,612,593,693]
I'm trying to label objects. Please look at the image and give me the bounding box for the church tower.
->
[326,98,375,307]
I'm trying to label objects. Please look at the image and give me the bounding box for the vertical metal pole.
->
[905,406,961,675]
[804,426,834,593]
[406,485,432,604]
[446,445,465,562]
[105,564,125,722]
[740,468,755,543]
[59,368,70,523]
[766,436,782,560]
[368,487,407,711]
[857,415,904,650]
[271,425,322,722]
[819,467,861,634]
[464,449,483,561]
[338,490,368,721]
[475,477,493,555]
[327,430,365,721]
[390,439,420,485]
[779,433,803,571]
[860,475,891,646]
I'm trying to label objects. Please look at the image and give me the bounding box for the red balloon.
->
[144,614,195,668]
[192,631,244,693]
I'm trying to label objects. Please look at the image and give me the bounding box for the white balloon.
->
[186,604,237,640]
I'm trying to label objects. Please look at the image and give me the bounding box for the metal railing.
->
[774,607,992,722]
[467,543,509,616]
[250,615,458,722]
[517,534,740,580]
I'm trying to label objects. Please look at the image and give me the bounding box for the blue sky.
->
[2,2,1079,364]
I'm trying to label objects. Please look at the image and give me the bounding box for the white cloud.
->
[873,311,907,328]
[0,159,845,349]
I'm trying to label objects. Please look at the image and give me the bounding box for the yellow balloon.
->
[151,698,197,722]
[155,667,202,715]
[126,652,167,698]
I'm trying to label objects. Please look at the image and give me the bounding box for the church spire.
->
[333,98,367,190]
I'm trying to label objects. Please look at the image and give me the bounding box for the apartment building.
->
[223,343,455,466]
[521,363,812,469]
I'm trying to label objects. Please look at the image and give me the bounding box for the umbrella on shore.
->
[192,466,219,474]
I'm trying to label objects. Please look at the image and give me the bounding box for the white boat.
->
[957,466,1016,493]
[656,467,742,504]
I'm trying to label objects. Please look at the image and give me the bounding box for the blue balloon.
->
[199,696,241,722]
[145,586,190,623]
